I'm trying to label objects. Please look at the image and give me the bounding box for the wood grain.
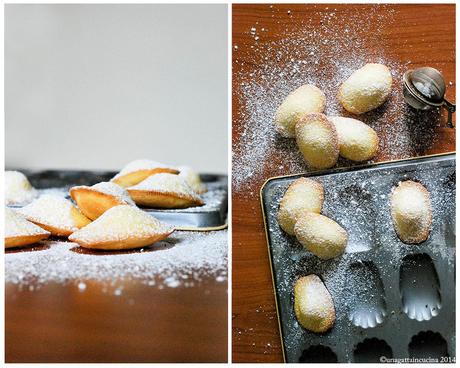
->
[6,276,227,362]
[232,4,455,363]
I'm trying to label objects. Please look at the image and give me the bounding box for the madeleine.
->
[295,113,339,169]
[338,63,392,114]
[277,178,324,235]
[294,275,336,333]
[390,180,432,244]
[294,213,347,260]
[275,84,326,138]
[69,205,174,250]
[329,116,379,162]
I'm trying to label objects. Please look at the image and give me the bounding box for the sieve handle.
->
[442,99,455,128]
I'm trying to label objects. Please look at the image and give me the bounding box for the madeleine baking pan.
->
[8,169,228,231]
[261,153,455,363]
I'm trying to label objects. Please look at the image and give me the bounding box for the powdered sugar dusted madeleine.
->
[294,213,347,260]
[294,275,335,333]
[329,116,379,162]
[70,182,135,220]
[275,84,326,138]
[295,113,339,169]
[17,195,91,237]
[69,205,174,250]
[338,63,392,114]
[127,173,204,209]
[5,208,50,248]
[390,180,432,244]
[277,178,324,235]
[111,159,179,188]
[5,171,38,206]
[178,166,207,194]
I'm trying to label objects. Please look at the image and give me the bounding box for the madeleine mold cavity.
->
[261,154,455,362]
[299,345,338,363]
[400,253,441,321]
[409,331,449,359]
[345,261,387,329]
[354,338,393,363]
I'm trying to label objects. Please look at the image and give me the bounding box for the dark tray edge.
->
[259,151,456,363]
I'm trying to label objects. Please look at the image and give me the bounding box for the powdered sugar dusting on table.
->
[232,5,451,195]
[6,230,228,290]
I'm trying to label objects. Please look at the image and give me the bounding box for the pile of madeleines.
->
[275,63,394,168]
[5,159,208,251]
[277,171,433,333]
[274,62,435,333]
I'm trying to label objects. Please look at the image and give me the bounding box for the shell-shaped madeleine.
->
[69,205,174,250]
[111,159,179,188]
[17,195,91,237]
[390,180,432,244]
[70,182,135,220]
[5,171,37,206]
[277,178,324,235]
[329,116,379,162]
[177,166,207,194]
[294,275,335,333]
[275,84,326,138]
[295,113,339,169]
[294,213,347,260]
[338,63,392,114]
[127,173,204,209]
[5,208,50,248]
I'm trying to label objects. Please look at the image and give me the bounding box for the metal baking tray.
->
[260,153,455,363]
[7,169,228,231]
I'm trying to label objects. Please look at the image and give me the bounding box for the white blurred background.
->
[5,4,228,174]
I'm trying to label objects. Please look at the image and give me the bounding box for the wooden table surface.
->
[6,254,227,362]
[232,4,455,363]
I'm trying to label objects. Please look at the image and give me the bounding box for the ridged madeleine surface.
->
[294,275,335,333]
[329,116,379,161]
[295,113,339,169]
[277,178,324,235]
[338,63,392,114]
[390,180,432,244]
[294,213,347,260]
[275,84,326,138]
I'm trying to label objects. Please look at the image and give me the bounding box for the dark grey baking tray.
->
[8,169,228,231]
[260,153,455,363]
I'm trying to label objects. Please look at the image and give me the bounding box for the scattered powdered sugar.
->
[233,5,453,195]
[37,187,71,199]
[6,230,228,290]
